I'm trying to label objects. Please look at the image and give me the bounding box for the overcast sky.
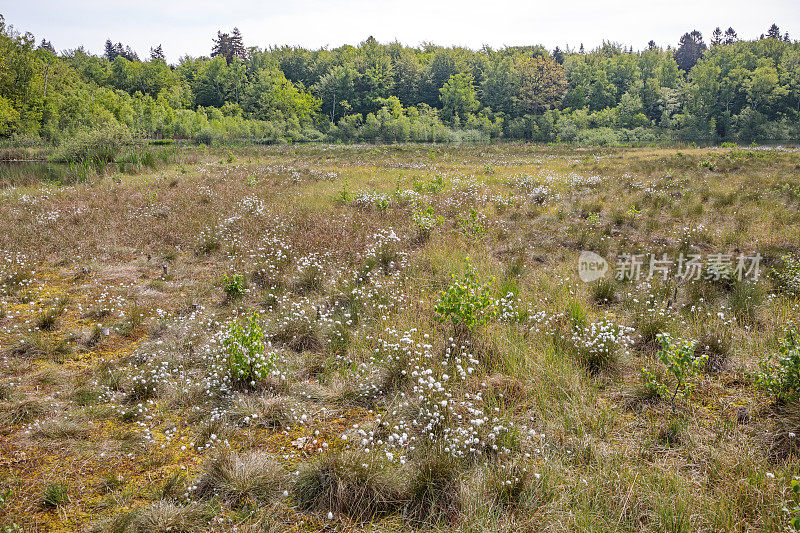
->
[3,0,799,62]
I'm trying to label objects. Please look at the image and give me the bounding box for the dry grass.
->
[0,144,798,531]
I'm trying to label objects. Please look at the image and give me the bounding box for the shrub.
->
[757,328,800,403]
[787,478,800,529]
[223,312,274,388]
[195,127,216,146]
[222,273,246,300]
[643,333,705,406]
[434,260,496,331]
[412,204,444,242]
[457,208,487,239]
[50,124,132,163]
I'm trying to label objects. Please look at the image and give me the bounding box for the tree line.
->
[1,14,799,147]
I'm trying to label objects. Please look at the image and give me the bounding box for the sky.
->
[2,0,799,62]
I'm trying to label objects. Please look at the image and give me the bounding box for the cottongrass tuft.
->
[293,450,406,522]
[194,449,288,508]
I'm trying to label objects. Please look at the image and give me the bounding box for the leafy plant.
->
[772,254,800,295]
[336,180,352,204]
[222,273,246,300]
[412,204,444,240]
[0,489,20,531]
[434,259,496,331]
[786,477,800,529]
[643,333,705,406]
[223,312,274,387]
[757,328,800,403]
[457,208,487,239]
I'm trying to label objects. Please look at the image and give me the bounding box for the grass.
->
[0,143,798,531]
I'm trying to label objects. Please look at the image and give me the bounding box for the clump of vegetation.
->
[412,204,444,242]
[117,500,201,533]
[406,450,462,525]
[434,260,496,331]
[222,273,246,301]
[484,461,531,509]
[50,125,132,164]
[457,208,487,239]
[758,328,800,403]
[772,254,800,295]
[643,333,706,406]
[786,478,800,530]
[35,296,68,331]
[590,278,617,305]
[570,319,632,372]
[194,450,288,508]
[41,482,69,509]
[223,312,274,388]
[293,451,405,522]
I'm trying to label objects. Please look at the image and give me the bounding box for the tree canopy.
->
[0,15,798,145]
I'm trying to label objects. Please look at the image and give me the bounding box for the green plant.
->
[195,127,216,145]
[412,204,444,241]
[336,180,352,204]
[644,333,705,406]
[590,278,616,305]
[50,124,132,164]
[223,312,274,387]
[772,254,800,295]
[293,451,405,522]
[222,273,246,300]
[457,208,487,239]
[758,328,800,403]
[195,450,288,508]
[786,477,800,529]
[434,260,496,331]
[0,489,20,532]
[41,482,69,509]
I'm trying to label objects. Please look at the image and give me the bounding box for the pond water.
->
[0,160,86,188]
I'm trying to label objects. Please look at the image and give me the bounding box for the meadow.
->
[1,142,800,532]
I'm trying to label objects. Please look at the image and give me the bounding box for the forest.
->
[1,14,800,153]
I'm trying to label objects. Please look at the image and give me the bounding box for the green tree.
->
[517,55,568,114]
[244,68,318,123]
[439,73,479,123]
[674,30,706,72]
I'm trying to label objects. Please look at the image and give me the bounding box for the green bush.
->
[195,127,216,145]
[643,333,705,405]
[757,328,800,403]
[50,124,132,163]
[223,312,274,387]
[222,273,246,300]
[771,254,800,295]
[434,260,496,331]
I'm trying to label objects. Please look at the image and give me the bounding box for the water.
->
[0,160,87,188]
